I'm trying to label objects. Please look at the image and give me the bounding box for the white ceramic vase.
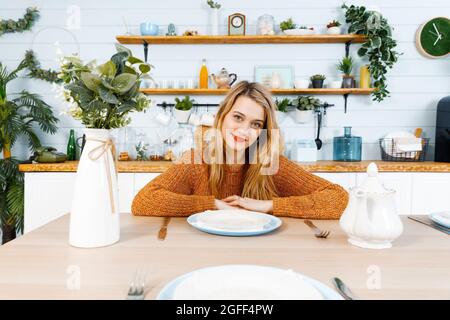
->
[174,109,192,123]
[69,128,120,248]
[210,9,220,35]
[295,109,314,123]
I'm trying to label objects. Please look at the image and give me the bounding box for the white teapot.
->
[340,162,403,249]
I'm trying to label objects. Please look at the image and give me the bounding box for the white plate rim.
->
[156,264,343,300]
[187,210,282,236]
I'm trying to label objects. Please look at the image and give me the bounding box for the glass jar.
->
[149,143,164,161]
[333,126,362,162]
[257,14,275,35]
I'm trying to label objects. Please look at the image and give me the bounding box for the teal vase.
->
[333,126,362,162]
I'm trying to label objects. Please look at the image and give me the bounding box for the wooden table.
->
[0,214,448,300]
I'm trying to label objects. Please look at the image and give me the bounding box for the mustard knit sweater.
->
[131,149,349,219]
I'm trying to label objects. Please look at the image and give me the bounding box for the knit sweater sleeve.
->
[131,152,216,217]
[272,156,349,220]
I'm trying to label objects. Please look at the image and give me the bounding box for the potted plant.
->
[337,56,354,88]
[293,96,320,123]
[58,44,151,248]
[280,18,297,34]
[174,95,195,123]
[0,59,59,244]
[342,4,401,101]
[206,0,221,36]
[275,98,291,123]
[310,74,326,88]
[326,20,342,34]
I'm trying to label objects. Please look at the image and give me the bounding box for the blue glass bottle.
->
[333,126,362,162]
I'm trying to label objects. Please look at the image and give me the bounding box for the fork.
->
[126,270,146,300]
[304,220,330,238]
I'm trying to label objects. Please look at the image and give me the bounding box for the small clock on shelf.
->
[228,13,246,36]
[415,17,450,58]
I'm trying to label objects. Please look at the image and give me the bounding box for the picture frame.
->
[254,65,294,89]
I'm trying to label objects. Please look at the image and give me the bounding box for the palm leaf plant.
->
[0,59,58,243]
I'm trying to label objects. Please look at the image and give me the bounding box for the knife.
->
[158,217,171,240]
[331,277,356,300]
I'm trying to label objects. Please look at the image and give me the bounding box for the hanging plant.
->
[342,4,401,102]
[0,7,40,36]
[23,50,61,83]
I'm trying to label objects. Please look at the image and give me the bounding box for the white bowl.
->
[327,26,341,35]
[295,79,310,89]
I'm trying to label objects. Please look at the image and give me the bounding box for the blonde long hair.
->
[202,81,284,200]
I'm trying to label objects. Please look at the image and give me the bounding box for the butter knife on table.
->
[158,217,171,240]
[331,277,356,300]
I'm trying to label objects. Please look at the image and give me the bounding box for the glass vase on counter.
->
[333,126,362,162]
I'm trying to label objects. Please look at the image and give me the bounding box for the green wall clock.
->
[415,17,450,58]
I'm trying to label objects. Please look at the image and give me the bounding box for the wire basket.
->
[379,138,429,162]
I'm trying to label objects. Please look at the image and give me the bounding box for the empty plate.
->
[430,211,450,228]
[187,209,282,236]
[157,265,342,300]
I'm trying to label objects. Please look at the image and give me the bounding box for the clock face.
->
[231,16,243,28]
[416,17,450,58]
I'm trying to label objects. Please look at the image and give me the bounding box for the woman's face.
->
[221,95,266,152]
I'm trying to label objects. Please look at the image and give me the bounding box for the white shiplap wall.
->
[1,0,449,160]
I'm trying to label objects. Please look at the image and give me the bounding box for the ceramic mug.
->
[188,113,201,126]
[155,111,171,125]
[140,23,159,36]
[200,113,215,126]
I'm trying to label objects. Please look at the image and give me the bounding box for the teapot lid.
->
[358,162,388,194]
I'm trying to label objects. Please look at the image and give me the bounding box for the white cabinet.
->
[411,173,450,215]
[24,172,161,233]
[23,170,446,234]
[24,172,75,233]
[356,172,413,215]
[314,172,356,191]
[134,173,161,195]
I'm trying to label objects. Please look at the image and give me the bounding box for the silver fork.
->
[127,270,147,300]
[304,220,330,238]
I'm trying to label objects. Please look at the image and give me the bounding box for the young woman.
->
[131,81,349,219]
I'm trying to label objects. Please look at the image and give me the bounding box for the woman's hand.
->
[214,199,239,210]
[221,195,273,213]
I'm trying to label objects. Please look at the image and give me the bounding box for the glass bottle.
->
[67,129,77,160]
[333,126,362,162]
[199,58,209,89]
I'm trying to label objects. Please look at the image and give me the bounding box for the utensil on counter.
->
[158,217,171,240]
[408,215,450,235]
[304,220,330,238]
[331,277,356,300]
[315,109,323,150]
[127,270,146,300]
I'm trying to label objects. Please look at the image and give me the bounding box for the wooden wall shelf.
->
[140,88,375,96]
[116,34,367,45]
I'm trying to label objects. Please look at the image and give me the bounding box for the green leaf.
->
[128,56,143,65]
[98,85,120,104]
[138,63,151,74]
[115,43,132,56]
[80,72,101,92]
[97,61,116,78]
[112,73,137,94]
[123,65,137,75]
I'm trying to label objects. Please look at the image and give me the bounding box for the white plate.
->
[430,211,450,228]
[157,265,343,300]
[187,209,282,236]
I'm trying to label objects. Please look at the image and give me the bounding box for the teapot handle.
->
[229,73,237,86]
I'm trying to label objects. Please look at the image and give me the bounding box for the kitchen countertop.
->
[0,213,448,299]
[18,160,450,173]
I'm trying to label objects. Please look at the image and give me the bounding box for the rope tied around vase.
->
[87,138,118,214]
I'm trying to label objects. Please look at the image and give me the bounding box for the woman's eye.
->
[233,115,243,121]
[251,122,262,129]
